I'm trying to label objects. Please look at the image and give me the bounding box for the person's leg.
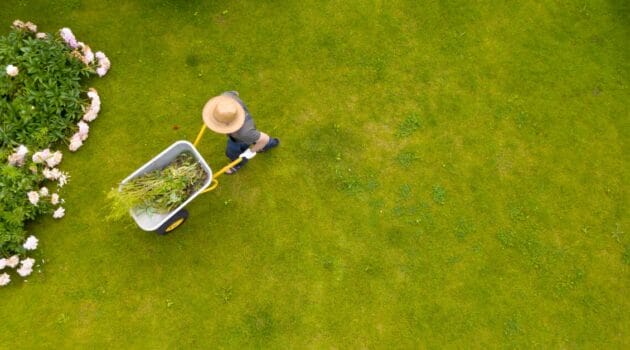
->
[225,137,249,173]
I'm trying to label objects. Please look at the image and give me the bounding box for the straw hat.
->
[202,95,245,134]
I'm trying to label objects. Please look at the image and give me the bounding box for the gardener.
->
[202,91,279,174]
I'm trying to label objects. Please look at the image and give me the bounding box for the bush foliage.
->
[0,23,103,259]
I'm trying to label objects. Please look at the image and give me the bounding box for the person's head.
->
[202,95,245,134]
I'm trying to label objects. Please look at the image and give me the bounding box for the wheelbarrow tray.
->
[120,140,213,231]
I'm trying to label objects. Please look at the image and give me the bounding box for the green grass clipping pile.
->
[107,152,207,220]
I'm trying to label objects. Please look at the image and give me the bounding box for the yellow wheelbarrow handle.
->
[194,124,251,195]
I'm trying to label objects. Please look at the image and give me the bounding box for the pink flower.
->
[6,255,19,268]
[20,258,35,269]
[69,133,83,151]
[96,67,108,77]
[53,207,65,219]
[6,64,18,77]
[82,109,97,122]
[77,121,89,140]
[60,28,78,49]
[0,273,9,286]
[95,51,111,77]
[17,266,32,277]
[43,168,61,180]
[51,193,60,205]
[24,21,37,32]
[27,191,40,205]
[32,149,51,163]
[12,20,24,28]
[8,153,25,166]
[0,258,6,270]
[78,42,94,65]
[11,20,36,32]
[83,88,101,122]
[45,150,63,168]
[8,145,28,166]
[39,187,49,197]
[58,172,69,187]
[23,236,38,250]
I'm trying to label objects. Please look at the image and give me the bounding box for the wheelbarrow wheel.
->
[156,209,189,235]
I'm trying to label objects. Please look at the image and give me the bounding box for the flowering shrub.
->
[0,20,110,287]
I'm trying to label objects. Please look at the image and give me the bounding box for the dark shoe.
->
[260,138,279,153]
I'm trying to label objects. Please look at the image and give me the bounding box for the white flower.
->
[32,149,51,163]
[51,193,60,205]
[36,32,47,39]
[69,133,83,151]
[6,64,18,77]
[6,255,19,268]
[45,150,63,168]
[77,121,89,140]
[60,27,78,49]
[0,258,6,270]
[0,273,10,286]
[17,266,32,277]
[58,172,69,187]
[27,191,40,205]
[23,236,39,250]
[20,258,35,269]
[53,207,65,219]
[39,187,49,197]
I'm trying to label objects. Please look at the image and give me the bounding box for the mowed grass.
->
[1,0,628,348]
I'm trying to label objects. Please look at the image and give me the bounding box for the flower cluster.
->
[12,20,37,32]
[7,21,111,153]
[2,20,109,287]
[0,235,41,287]
[57,25,108,149]
[5,64,18,77]
[7,145,67,215]
[59,27,78,49]
[7,145,28,166]
[59,27,110,77]
[70,88,100,151]
[95,51,111,77]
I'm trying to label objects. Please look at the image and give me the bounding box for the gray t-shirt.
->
[222,91,261,145]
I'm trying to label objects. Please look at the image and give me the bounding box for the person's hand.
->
[240,149,256,159]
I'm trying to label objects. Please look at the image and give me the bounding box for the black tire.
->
[156,209,189,235]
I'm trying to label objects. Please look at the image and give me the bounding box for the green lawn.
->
[1,0,628,348]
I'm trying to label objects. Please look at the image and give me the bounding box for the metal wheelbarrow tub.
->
[120,140,213,232]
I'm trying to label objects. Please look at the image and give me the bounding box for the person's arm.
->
[250,132,270,152]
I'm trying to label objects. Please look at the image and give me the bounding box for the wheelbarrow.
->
[119,124,255,234]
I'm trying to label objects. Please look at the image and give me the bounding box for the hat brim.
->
[202,95,246,134]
